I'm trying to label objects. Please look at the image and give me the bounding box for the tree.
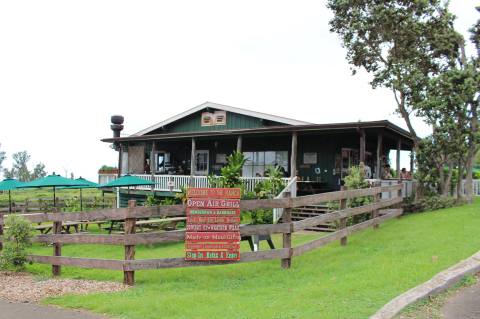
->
[328,0,462,145]
[11,151,31,182]
[31,163,47,180]
[0,144,5,173]
[2,151,47,182]
[327,0,479,201]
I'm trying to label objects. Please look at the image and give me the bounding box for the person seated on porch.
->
[360,161,372,179]
[382,164,393,179]
[144,159,151,174]
[400,168,411,180]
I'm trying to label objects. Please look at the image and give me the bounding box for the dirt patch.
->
[0,271,127,303]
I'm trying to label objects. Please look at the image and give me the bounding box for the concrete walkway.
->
[0,300,108,319]
[442,280,480,319]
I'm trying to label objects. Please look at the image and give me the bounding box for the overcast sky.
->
[0,1,478,181]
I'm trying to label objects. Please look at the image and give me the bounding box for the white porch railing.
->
[128,174,291,193]
[366,179,416,199]
[459,180,480,196]
[273,176,298,223]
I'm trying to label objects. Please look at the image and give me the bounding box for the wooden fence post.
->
[0,213,4,251]
[339,186,347,246]
[372,187,381,229]
[281,192,292,269]
[124,200,137,285]
[397,180,403,218]
[52,207,62,276]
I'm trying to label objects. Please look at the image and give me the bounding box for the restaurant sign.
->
[185,188,241,261]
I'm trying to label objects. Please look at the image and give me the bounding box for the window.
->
[242,151,288,177]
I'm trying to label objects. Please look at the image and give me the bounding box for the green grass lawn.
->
[23,199,480,319]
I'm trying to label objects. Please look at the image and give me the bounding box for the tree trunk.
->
[465,149,474,203]
[456,161,464,200]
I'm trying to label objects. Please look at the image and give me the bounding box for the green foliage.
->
[64,197,81,212]
[27,199,480,319]
[175,186,188,204]
[344,165,371,208]
[253,166,284,199]
[145,194,179,207]
[328,0,480,199]
[144,194,159,207]
[2,151,47,182]
[404,195,458,213]
[249,209,273,225]
[99,165,117,170]
[0,215,33,271]
[208,151,246,190]
[0,143,5,172]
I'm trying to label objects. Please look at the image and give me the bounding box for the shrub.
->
[0,214,33,271]
[403,195,459,213]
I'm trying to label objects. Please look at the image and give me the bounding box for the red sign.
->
[187,216,241,225]
[185,188,241,261]
[185,232,240,242]
[186,198,240,209]
[185,250,239,261]
[186,188,241,199]
[186,224,240,232]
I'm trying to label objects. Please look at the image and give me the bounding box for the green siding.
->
[148,110,286,134]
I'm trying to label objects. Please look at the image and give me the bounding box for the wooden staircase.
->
[291,205,337,232]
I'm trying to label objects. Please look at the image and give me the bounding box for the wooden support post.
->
[290,132,298,178]
[190,138,196,186]
[0,213,3,251]
[236,135,242,153]
[359,129,366,164]
[150,141,156,191]
[339,186,348,246]
[281,192,292,269]
[373,185,381,229]
[118,144,123,177]
[124,200,137,286]
[376,133,383,179]
[52,207,62,276]
[410,150,414,175]
[397,139,401,180]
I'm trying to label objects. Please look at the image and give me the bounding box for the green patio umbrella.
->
[0,178,24,213]
[99,174,154,188]
[19,173,88,207]
[61,177,99,211]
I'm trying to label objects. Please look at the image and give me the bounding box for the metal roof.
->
[132,101,313,136]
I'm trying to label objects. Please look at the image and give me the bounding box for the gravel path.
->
[0,271,127,319]
[0,271,126,303]
[0,300,108,319]
[442,280,480,319]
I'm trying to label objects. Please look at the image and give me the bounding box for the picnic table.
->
[34,220,106,234]
[105,217,186,234]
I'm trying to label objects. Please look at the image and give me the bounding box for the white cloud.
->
[0,0,476,180]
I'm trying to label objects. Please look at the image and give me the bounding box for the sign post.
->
[185,188,241,261]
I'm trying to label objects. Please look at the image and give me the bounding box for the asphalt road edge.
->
[370,250,480,319]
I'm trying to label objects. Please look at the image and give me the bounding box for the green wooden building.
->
[101,102,414,204]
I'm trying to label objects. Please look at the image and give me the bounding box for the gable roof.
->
[132,101,313,136]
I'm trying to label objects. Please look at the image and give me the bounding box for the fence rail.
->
[0,183,403,285]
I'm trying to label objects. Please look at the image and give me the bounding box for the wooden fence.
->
[0,197,115,213]
[0,183,403,286]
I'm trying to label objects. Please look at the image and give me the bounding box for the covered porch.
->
[101,121,414,195]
